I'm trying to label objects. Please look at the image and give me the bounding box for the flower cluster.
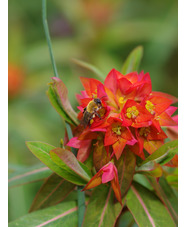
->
[67,69,177,203]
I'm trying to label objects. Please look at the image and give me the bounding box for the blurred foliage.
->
[8,0,177,223]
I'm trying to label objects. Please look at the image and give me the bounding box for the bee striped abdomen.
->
[82,111,92,127]
[86,101,97,113]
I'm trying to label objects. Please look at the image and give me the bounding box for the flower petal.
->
[144,140,164,154]
[104,128,118,146]
[82,171,103,190]
[157,112,178,126]
[149,96,172,115]
[118,77,132,94]
[104,69,121,94]
[151,91,178,104]
[66,137,81,148]
[102,163,115,183]
[112,138,127,160]
[80,77,102,97]
[77,140,92,162]
[111,166,122,204]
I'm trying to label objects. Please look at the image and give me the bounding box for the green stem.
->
[42,0,59,78]
[65,122,77,156]
[42,1,85,226]
[65,121,85,227]
[77,186,86,227]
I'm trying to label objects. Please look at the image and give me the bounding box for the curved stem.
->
[42,1,85,226]
[42,0,59,78]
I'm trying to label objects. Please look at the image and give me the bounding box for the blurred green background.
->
[8,0,178,222]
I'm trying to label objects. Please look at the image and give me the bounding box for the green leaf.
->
[116,150,136,197]
[146,176,178,224]
[47,77,79,125]
[118,211,138,227]
[140,140,178,166]
[83,184,124,227]
[78,161,92,179]
[126,182,175,227]
[29,173,75,212]
[26,141,87,185]
[8,163,27,173]
[50,147,91,185]
[9,201,78,227]
[72,58,105,80]
[135,161,163,177]
[121,46,143,74]
[166,174,178,189]
[8,163,52,188]
[133,174,154,191]
[47,85,74,125]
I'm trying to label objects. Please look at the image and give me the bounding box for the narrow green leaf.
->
[8,164,27,173]
[29,173,75,212]
[135,161,163,177]
[51,77,79,125]
[9,201,78,227]
[26,141,87,185]
[83,184,124,227]
[72,58,105,80]
[140,140,178,166]
[50,147,91,184]
[146,176,178,224]
[126,182,175,227]
[46,85,74,125]
[116,150,136,197]
[8,163,52,188]
[121,46,143,74]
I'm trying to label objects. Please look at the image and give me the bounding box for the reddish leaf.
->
[51,77,79,125]
[29,173,75,212]
[93,138,110,172]
[115,149,136,197]
[136,161,163,178]
[50,148,91,185]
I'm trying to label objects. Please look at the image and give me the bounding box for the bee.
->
[81,98,104,128]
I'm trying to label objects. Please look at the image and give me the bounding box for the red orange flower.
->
[67,68,178,202]
[104,117,136,159]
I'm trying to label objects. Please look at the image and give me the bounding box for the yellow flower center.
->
[139,127,150,137]
[126,106,139,119]
[90,119,94,124]
[112,125,122,135]
[92,90,97,98]
[119,97,125,104]
[145,100,155,115]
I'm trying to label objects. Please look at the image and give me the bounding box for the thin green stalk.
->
[42,1,85,226]
[77,186,86,227]
[65,121,85,227]
[42,0,59,78]
[65,122,77,156]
